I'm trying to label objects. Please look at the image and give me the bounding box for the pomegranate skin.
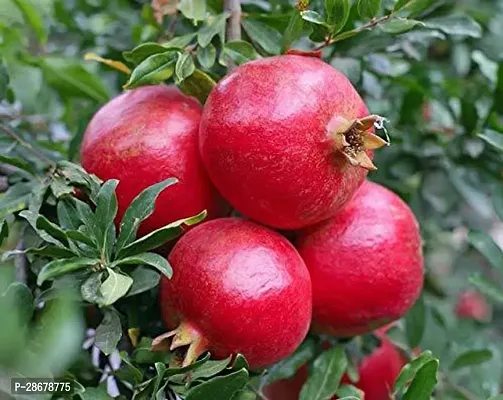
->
[455,290,491,322]
[199,55,373,229]
[81,85,226,237]
[296,181,424,337]
[160,218,312,369]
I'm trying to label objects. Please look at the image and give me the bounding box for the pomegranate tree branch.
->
[224,0,242,69]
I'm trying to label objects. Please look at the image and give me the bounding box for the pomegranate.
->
[455,290,491,322]
[153,218,312,369]
[199,54,388,230]
[263,328,406,400]
[81,85,226,237]
[296,181,424,337]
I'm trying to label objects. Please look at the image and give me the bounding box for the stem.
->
[441,375,480,400]
[246,385,271,400]
[0,123,55,166]
[314,14,393,51]
[224,0,242,69]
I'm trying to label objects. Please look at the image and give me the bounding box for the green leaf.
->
[357,0,381,19]
[336,385,363,399]
[185,369,249,400]
[382,18,424,34]
[263,338,316,384]
[123,43,171,65]
[402,359,438,400]
[282,10,304,51]
[2,282,33,325]
[478,130,503,152]
[469,274,503,304]
[0,155,36,175]
[94,179,119,257]
[175,53,196,83]
[67,230,95,247]
[124,51,179,89]
[179,69,217,104]
[242,19,282,55]
[423,15,482,38]
[197,13,228,48]
[113,252,172,279]
[405,296,426,348]
[50,177,73,198]
[95,308,122,355]
[79,386,113,400]
[162,33,198,49]
[468,231,503,273]
[224,41,259,65]
[35,214,69,247]
[493,186,503,221]
[179,0,206,22]
[300,11,327,26]
[0,182,32,219]
[115,178,178,256]
[120,210,207,257]
[300,346,348,400]
[116,352,144,385]
[126,266,160,297]
[450,349,493,371]
[0,61,9,99]
[99,268,133,306]
[394,0,415,12]
[37,258,98,285]
[394,351,435,394]
[170,356,233,384]
[326,0,351,34]
[13,0,47,43]
[0,219,9,247]
[57,200,82,231]
[81,272,103,303]
[197,45,217,69]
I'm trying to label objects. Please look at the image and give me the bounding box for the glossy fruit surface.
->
[297,181,424,336]
[200,54,386,230]
[81,85,226,237]
[157,218,312,369]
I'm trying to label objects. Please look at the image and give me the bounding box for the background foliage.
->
[1,0,503,399]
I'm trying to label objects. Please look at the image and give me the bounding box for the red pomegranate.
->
[263,328,406,400]
[154,218,312,369]
[296,181,424,337]
[199,54,388,230]
[81,85,226,237]
[455,290,491,322]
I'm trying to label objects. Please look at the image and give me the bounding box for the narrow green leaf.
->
[197,13,228,48]
[382,18,424,34]
[50,177,74,198]
[20,210,64,247]
[0,155,36,175]
[36,214,69,247]
[119,210,207,257]
[79,386,112,400]
[123,43,171,65]
[170,356,233,384]
[37,257,98,285]
[197,45,217,69]
[282,10,304,51]
[326,0,351,34]
[0,61,9,99]
[116,178,178,255]
[405,296,426,348]
[178,0,206,22]
[12,0,47,43]
[124,52,179,89]
[116,352,144,385]
[493,186,503,221]
[402,359,438,400]
[113,252,172,279]
[185,369,249,400]
[179,69,216,104]
[126,266,160,297]
[57,200,82,231]
[336,385,363,399]
[357,0,381,19]
[468,231,503,273]
[450,349,493,371]
[423,15,482,38]
[0,219,9,247]
[94,179,119,255]
[470,274,503,304]
[300,10,327,26]
[394,0,415,12]
[242,19,282,55]
[0,182,31,219]
[99,268,133,307]
[478,130,503,152]
[81,272,103,303]
[95,308,122,355]
[394,351,434,394]
[162,33,198,49]
[175,53,196,83]
[224,41,259,65]
[300,346,348,400]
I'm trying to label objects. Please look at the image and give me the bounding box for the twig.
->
[246,384,271,400]
[224,0,242,70]
[314,14,393,51]
[0,123,55,167]
[442,375,480,400]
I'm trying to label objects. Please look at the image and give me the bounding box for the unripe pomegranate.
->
[455,290,491,322]
[81,85,227,237]
[154,218,312,369]
[199,55,388,230]
[296,181,424,337]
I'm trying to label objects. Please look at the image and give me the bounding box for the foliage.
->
[0,0,502,399]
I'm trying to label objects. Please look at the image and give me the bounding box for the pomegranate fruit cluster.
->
[81,54,424,396]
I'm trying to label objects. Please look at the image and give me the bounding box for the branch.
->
[0,123,55,167]
[224,0,242,69]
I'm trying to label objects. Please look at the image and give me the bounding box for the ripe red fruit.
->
[154,218,312,369]
[199,54,388,230]
[81,85,226,237]
[455,290,491,322]
[296,181,424,337]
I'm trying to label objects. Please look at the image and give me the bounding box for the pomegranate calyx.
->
[329,114,389,171]
[152,321,208,367]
